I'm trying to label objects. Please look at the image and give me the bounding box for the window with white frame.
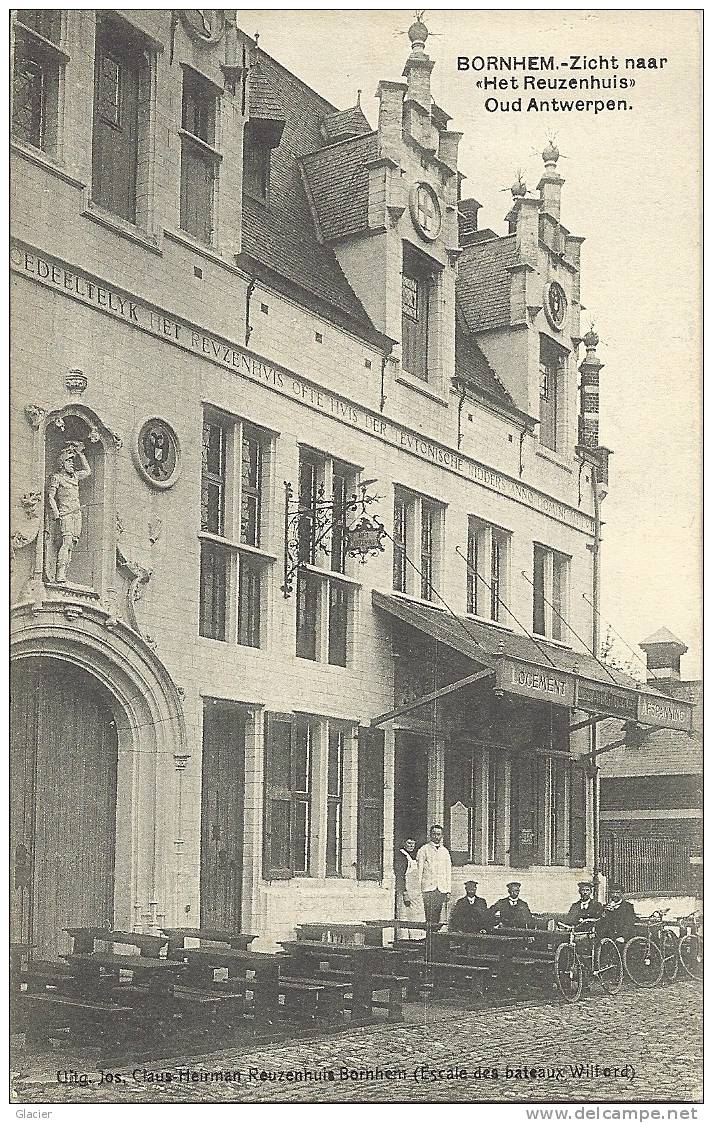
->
[12,10,65,156]
[180,67,219,244]
[466,517,511,623]
[532,543,570,641]
[199,409,273,646]
[295,448,357,667]
[393,487,444,602]
[262,715,355,881]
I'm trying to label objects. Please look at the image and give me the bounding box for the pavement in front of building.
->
[11,979,702,1105]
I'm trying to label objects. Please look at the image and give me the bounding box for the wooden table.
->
[363,919,444,946]
[279,940,404,1022]
[161,927,258,957]
[65,928,168,957]
[65,952,184,996]
[295,922,368,946]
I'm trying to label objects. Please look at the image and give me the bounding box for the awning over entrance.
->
[372,591,693,732]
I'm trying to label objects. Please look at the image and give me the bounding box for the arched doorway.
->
[10,657,118,957]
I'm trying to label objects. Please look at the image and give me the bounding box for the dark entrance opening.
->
[10,658,118,958]
[393,732,429,850]
[200,700,245,930]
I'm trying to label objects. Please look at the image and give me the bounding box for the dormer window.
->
[402,244,437,382]
[243,122,271,203]
[539,336,567,452]
[180,68,219,244]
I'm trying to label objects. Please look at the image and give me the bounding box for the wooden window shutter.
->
[510,755,535,868]
[263,713,293,880]
[569,760,588,868]
[534,755,549,866]
[357,727,384,880]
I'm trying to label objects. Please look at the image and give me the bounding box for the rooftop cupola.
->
[538,138,565,222]
[640,628,689,683]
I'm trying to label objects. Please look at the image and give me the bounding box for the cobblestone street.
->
[12,979,702,1105]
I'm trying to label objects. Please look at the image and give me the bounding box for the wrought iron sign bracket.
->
[281,478,386,598]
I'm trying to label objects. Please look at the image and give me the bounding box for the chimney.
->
[640,628,688,683]
[458,198,481,244]
[579,327,603,448]
[376,80,407,152]
[538,140,564,223]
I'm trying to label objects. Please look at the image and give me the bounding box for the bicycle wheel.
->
[623,936,664,987]
[595,937,624,993]
[679,934,703,980]
[661,929,679,982]
[555,942,583,1002]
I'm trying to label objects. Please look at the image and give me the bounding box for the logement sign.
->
[495,656,576,707]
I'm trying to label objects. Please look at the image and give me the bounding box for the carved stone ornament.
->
[24,404,46,429]
[134,418,181,490]
[65,369,88,395]
[180,9,225,45]
[116,545,155,648]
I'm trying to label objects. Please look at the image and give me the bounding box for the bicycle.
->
[623,910,670,988]
[677,913,703,980]
[554,919,623,1003]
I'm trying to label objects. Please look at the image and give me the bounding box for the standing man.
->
[417,824,452,929]
[566,880,605,928]
[487,880,533,929]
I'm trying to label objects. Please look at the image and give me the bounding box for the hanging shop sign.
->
[636,692,693,732]
[345,516,387,560]
[495,655,693,732]
[574,678,638,722]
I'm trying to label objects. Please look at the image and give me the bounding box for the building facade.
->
[10,10,690,955]
[598,630,702,900]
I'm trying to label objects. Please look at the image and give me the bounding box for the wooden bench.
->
[19,991,135,1047]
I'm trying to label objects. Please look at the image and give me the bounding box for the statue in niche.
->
[47,442,91,583]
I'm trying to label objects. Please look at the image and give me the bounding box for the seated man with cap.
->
[596,882,637,943]
[449,880,489,933]
[487,881,533,929]
[566,880,605,928]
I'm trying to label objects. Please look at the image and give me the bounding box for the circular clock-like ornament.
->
[409,182,442,242]
[544,281,568,330]
[180,10,226,46]
[135,418,181,489]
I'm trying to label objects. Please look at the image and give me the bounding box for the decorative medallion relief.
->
[134,418,181,489]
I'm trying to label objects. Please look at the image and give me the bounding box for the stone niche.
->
[44,413,105,592]
[12,403,120,610]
